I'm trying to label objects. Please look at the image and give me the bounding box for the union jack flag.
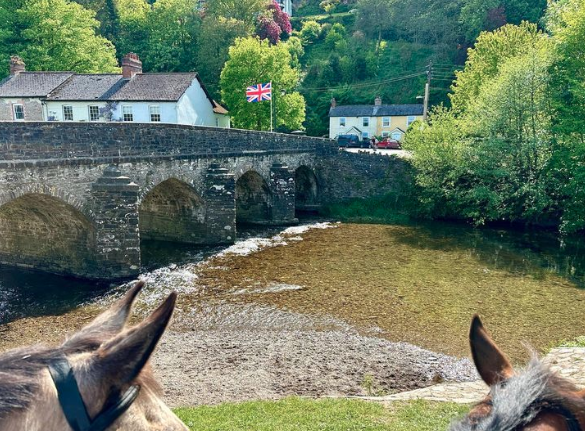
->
[246,82,272,103]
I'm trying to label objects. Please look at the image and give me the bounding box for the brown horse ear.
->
[470,314,513,386]
[63,281,146,349]
[91,292,176,390]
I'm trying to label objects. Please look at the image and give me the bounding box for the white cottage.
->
[0,54,230,128]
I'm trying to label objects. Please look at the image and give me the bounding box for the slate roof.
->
[47,74,123,101]
[0,72,74,97]
[330,104,424,117]
[108,73,198,101]
[0,70,228,113]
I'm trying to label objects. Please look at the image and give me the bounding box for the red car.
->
[375,139,401,149]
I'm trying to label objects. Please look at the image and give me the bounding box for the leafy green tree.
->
[355,0,394,51]
[141,0,201,71]
[220,37,305,130]
[196,17,249,98]
[405,25,556,226]
[450,22,542,113]
[0,0,119,77]
[544,0,585,232]
[205,0,268,29]
[299,20,321,44]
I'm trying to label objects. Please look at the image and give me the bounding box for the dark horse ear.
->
[470,314,513,386]
[90,292,176,390]
[63,281,146,349]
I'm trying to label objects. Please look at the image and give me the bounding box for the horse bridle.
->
[48,357,140,431]
[526,399,582,431]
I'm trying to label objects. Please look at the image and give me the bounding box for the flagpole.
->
[270,81,273,132]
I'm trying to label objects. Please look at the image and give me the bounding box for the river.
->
[2,219,585,354]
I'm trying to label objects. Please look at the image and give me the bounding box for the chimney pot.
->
[10,56,25,76]
[375,96,382,106]
[330,98,336,108]
[122,52,142,79]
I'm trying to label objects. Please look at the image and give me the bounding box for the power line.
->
[300,71,427,93]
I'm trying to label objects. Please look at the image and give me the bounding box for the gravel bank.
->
[153,302,478,407]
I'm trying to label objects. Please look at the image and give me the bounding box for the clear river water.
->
[1,219,585,326]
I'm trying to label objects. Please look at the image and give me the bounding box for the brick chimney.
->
[122,53,142,79]
[330,98,336,108]
[374,96,382,106]
[9,56,25,76]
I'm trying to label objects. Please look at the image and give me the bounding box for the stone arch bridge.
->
[0,122,402,279]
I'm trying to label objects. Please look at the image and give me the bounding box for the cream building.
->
[329,97,423,141]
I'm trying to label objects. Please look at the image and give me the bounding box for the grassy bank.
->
[174,398,468,431]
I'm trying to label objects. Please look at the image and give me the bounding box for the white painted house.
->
[0,54,230,128]
[329,97,423,141]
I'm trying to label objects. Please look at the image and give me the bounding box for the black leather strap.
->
[48,357,141,431]
[48,358,91,431]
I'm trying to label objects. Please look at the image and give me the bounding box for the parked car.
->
[375,139,401,150]
[337,134,365,148]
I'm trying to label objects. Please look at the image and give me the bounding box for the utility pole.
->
[423,62,432,122]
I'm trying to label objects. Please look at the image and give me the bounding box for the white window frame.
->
[13,104,24,121]
[149,105,161,122]
[382,131,389,138]
[48,110,58,121]
[63,105,74,121]
[407,116,416,127]
[122,105,133,122]
[362,117,370,127]
[88,105,100,122]
[382,117,390,127]
[339,117,346,127]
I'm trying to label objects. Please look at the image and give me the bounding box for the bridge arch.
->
[0,184,91,221]
[139,177,208,244]
[0,193,97,277]
[236,170,272,224]
[295,165,320,212]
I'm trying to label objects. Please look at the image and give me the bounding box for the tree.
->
[256,1,292,44]
[355,0,394,52]
[141,0,201,71]
[196,16,249,98]
[450,22,542,113]
[205,0,267,29]
[220,37,305,130]
[545,0,585,232]
[0,0,119,77]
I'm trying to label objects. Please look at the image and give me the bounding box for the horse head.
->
[0,281,188,431]
[450,315,585,431]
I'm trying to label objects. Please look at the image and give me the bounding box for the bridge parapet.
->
[0,122,333,164]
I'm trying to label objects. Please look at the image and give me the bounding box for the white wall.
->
[329,116,375,139]
[111,102,177,123]
[45,101,178,123]
[176,79,218,127]
[46,101,107,122]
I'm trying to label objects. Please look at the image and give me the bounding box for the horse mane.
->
[450,358,585,431]
[0,334,161,420]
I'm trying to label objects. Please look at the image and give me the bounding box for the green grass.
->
[556,336,585,348]
[174,398,468,431]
